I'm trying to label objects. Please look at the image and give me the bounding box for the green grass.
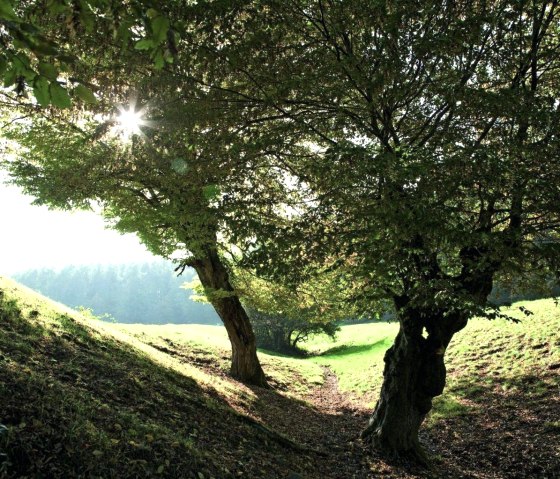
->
[444,298,560,403]
[115,299,560,409]
[427,395,471,426]
[0,276,322,478]
[112,321,400,398]
[113,322,325,395]
[1,273,558,477]
[303,323,397,397]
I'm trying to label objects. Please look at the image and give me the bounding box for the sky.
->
[0,174,157,276]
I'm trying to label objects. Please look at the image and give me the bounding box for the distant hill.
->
[13,261,220,325]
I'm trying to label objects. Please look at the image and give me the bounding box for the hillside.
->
[0,276,559,478]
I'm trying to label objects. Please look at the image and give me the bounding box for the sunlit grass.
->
[112,322,325,395]
[2,273,558,434]
[304,323,397,397]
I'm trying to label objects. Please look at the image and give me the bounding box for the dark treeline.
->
[13,262,220,325]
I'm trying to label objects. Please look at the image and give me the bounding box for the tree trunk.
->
[362,306,466,461]
[192,250,268,388]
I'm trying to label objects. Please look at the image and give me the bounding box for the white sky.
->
[0,175,157,276]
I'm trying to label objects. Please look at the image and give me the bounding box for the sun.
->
[115,103,148,140]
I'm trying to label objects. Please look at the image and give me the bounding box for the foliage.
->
[0,0,283,385]
[0,0,176,106]
[232,267,357,353]
[248,308,338,354]
[3,0,560,453]
[167,0,560,449]
[199,0,560,321]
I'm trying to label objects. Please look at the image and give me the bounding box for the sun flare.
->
[115,104,147,140]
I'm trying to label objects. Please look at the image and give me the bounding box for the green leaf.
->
[151,15,169,44]
[12,52,31,71]
[30,41,58,56]
[33,76,50,106]
[38,62,58,81]
[146,8,159,19]
[134,39,154,51]
[163,49,174,64]
[0,0,18,21]
[78,0,94,32]
[202,185,220,200]
[22,68,35,82]
[153,49,164,70]
[171,158,188,173]
[57,54,76,64]
[74,84,97,104]
[46,0,69,15]
[49,82,71,108]
[19,22,39,34]
[0,56,7,76]
[3,67,17,88]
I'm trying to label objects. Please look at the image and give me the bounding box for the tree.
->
[0,2,287,386]
[172,0,560,460]
[4,105,275,385]
[0,0,172,107]
[4,0,560,462]
[233,267,347,354]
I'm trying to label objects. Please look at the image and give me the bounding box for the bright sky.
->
[0,174,156,276]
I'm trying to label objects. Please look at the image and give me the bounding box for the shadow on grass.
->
[2,288,557,479]
[318,338,392,358]
[422,369,560,479]
[257,347,307,359]
[0,292,325,479]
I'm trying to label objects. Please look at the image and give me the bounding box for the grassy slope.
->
[115,299,560,478]
[0,276,324,479]
[114,299,559,430]
[113,301,560,414]
[1,275,558,478]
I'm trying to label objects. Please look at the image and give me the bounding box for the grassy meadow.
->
[114,299,560,412]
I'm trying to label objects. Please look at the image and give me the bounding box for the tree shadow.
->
[421,371,560,478]
[318,338,391,357]
[1,290,557,479]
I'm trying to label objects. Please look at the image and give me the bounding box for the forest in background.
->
[13,262,220,325]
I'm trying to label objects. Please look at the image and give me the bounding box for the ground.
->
[0,276,558,478]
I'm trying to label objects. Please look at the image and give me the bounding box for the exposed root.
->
[234,412,329,457]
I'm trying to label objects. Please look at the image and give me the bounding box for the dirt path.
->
[307,366,363,414]
[138,337,560,478]
[238,366,374,478]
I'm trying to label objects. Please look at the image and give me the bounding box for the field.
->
[1,275,559,478]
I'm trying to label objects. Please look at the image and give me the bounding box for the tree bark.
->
[192,249,268,388]
[362,305,466,462]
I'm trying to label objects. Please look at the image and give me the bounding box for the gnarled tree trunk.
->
[192,249,268,388]
[362,304,467,461]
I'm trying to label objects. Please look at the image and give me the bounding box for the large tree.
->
[0,1,293,387]
[173,0,560,460]
[4,97,279,386]
[3,0,560,462]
